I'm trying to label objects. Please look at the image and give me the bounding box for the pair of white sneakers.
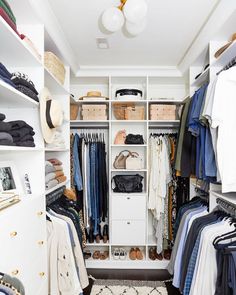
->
[113,248,127,260]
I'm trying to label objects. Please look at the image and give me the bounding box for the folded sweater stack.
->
[0,0,19,36]
[0,63,39,102]
[0,113,36,147]
[45,159,67,190]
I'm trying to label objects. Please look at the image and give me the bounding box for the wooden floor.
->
[84,269,181,295]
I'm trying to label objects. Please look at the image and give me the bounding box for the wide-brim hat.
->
[40,87,63,143]
[79,91,109,100]
[214,33,236,58]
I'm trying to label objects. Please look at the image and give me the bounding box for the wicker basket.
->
[125,106,145,120]
[70,104,79,120]
[44,51,66,85]
[113,102,135,120]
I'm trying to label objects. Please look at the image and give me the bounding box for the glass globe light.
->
[123,0,147,24]
[125,19,146,36]
[102,7,125,32]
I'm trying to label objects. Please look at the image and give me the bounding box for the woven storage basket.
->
[113,102,135,120]
[125,106,145,120]
[150,104,176,120]
[44,51,66,85]
[81,105,107,120]
[70,104,79,120]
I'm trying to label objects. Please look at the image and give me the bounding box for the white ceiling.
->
[47,0,219,70]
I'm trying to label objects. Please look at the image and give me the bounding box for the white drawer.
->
[112,195,146,220]
[112,220,146,245]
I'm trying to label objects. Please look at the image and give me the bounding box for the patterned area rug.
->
[91,279,168,295]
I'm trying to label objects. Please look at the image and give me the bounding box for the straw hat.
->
[214,33,236,58]
[40,87,63,143]
[79,91,109,100]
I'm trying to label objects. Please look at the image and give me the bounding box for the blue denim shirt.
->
[73,134,83,190]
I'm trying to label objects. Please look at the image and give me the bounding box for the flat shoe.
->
[136,248,143,260]
[129,247,136,260]
[92,250,100,259]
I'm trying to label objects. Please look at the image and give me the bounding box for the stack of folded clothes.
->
[45,159,67,190]
[8,120,35,147]
[0,113,36,147]
[0,0,19,36]
[0,63,39,102]
[11,72,39,102]
[45,128,66,149]
[0,113,14,145]
[0,63,16,88]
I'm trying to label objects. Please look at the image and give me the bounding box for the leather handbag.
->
[112,174,143,193]
[126,152,143,170]
[113,150,131,169]
[125,134,144,145]
[114,130,127,144]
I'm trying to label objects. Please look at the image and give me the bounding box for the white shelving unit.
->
[70,75,186,269]
[0,2,71,293]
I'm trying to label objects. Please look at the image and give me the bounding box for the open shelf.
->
[44,68,69,95]
[191,67,209,87]
[70,120,109,128]
[45,148,69,152]
[0,80,39,108]
[0,146,43,152]
[73,99,110,104]
[211,40,236,67]
[149,99,184,104]
[85,242,110,247]
[0,18,41,67]
[45,180,68,195]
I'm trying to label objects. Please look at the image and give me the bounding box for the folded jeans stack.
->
[45,159,67,190]
[0,0,19,36]
[11,72,39,102]
[8,120,35,147]
[45,129,66,149]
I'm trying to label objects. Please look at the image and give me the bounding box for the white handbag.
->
[126,152,143,170]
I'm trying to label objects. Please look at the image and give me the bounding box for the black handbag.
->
[125,134,144,145]
[112,174,143,193]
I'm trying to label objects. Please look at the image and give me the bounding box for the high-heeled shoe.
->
[103,224,109,243]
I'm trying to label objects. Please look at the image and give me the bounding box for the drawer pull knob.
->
[127,222,131,225]
[38,241,44,245]
[39,272,45,277]
[37,211,43,216]
[10,231,17,237]
[127,197,130,200]
[11,270,19,275]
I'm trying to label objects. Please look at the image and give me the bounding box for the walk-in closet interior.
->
[0,0,236,294]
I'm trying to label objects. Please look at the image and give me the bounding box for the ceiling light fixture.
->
[101,0,147,36]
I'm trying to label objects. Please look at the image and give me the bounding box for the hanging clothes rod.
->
[46,185,65,205]
[217,56,236,75]
[71,126,109,130]
[216,197,236,218]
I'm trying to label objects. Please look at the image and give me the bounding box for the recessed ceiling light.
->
[96,38,109,49]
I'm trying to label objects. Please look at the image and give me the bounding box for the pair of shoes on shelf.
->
[149,247,163,260]
[113,248,127,260]
[92,250,109,260]
[129,247,143,260]
[148,247,172,260]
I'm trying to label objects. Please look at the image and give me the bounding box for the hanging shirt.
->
[190,220,233,295]
[211,66,236,192]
